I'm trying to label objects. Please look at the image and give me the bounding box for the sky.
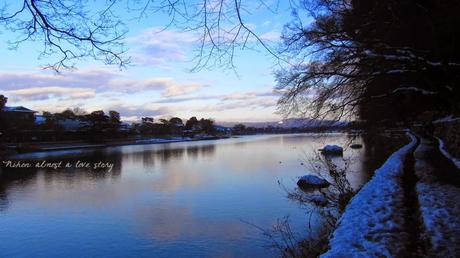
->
[0,1,296,123]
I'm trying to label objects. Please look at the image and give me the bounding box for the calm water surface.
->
[0,134,402,258]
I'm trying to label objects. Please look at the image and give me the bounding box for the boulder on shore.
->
[320,145,343,155]
[297,175,330,189]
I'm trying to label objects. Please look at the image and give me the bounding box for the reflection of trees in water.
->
[186,145,199,159]
[0,150,123,211]
[0,166,38,212]
[125,144,217,167]
[159,147,185,163]
[232,141,247,148]
[142,150,155,167]
[142,147,186,165]
[186,145,216,160]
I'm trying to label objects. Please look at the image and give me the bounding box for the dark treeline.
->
[230,123,358,136]
[277,0,460,127]
[0,95,219,144]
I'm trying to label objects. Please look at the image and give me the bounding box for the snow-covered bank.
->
[135,137,193,144]
[321,133,418,257]
[414,138,460,257]
[436,137,460,169]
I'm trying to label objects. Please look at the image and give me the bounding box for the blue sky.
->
[0,1,295,123]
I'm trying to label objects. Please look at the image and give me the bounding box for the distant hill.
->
[217,118,348,129]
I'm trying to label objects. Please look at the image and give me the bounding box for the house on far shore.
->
[214,125,232,134]
[1,106,37,128]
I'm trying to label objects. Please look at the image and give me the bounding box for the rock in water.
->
[350,143,363,149]
[320,145,344,155]
[297,175,330,188]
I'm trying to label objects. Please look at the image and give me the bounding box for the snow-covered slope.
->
[414,138,460,257]
[321,133,417,257]
[436,137,460,169]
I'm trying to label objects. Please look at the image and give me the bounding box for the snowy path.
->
[322,133,419,257]
[414,137,460,257]
[323,133,460,257]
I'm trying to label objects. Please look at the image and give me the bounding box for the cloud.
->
[128,28,197,67]
[153,95,220,104]
[0,67,280,121]
[0,70,208,99]
[260,31,281,41]
[153,90,281,104]
[5,87,96,101]
[197,96,278,112]
[0,69,117,91]
[262,21,271,27]
[107,77,207,97]
[106,103,175,119]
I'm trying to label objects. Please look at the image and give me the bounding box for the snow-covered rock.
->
[321,132,418,258]
[320,145,343,155]
[297,175,330,188]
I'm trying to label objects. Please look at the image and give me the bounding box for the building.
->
[1,106,37,129]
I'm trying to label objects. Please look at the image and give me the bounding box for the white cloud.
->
[0,69,117,90]
[0,70,208,99]
[260,31,281,41]
[108,77,207,97]
[5,87,96,101]
[128,28,197,67]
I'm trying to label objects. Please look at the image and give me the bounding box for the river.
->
[0,133,404,257]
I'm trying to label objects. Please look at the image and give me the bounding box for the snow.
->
[297,175,330,188]
[436,137,460,170]
[433,115,460,124]
[34,115,46,125]
[321,133,417,257]
[135,137,192,144]
[2,106,37,113]
[392,87,437,95]
[321,145,343,155]
[426,61,442,66]
[371,70,416,75]
[414,139,460,257]
[310,194,328,206]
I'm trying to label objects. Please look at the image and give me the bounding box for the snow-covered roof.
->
[214,125,231,131]
[35,115,46,124]
[2,106,37,113]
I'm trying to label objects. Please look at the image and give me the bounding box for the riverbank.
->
[2,135,230,154]
[0,130,359,155]
[322,132,460,257]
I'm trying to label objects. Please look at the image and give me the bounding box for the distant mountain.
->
[217,118,348,129]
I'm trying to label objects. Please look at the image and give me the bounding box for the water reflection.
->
[0,134,404,258]
[0,150,123,212]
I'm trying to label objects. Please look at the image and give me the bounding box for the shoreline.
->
[2,130,358,154]
[3,135,231,154]
[2,130,363,155]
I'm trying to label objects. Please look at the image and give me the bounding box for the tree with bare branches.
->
[2,1,458,124]
[0,0,128,71]
[0,0,282,71]
[275,0,460,123]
